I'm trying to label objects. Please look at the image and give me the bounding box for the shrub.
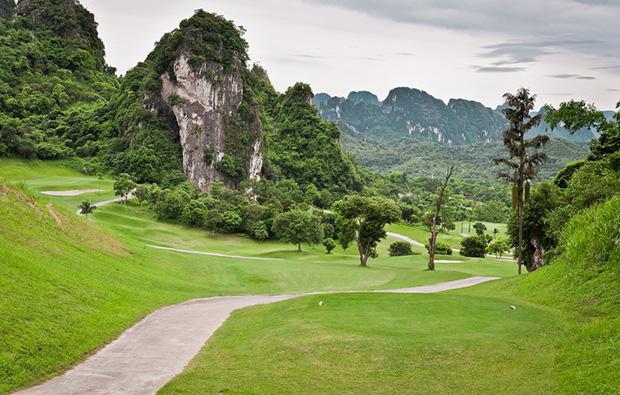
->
[322,238,336,254]
[460,236,487,258]
[182,200,208,227]
[389,241,414,257]
[425,241,452,256]
[219,211,242,233]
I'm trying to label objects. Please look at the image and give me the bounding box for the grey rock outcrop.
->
[160,54,263,191]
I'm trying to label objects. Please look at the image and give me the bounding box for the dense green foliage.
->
[265,83,360,192]
[0,0,118,160]
[272,209,324,251]
[334,195,401,266]
[460,236,487,258]
[509,100,620,270]
[388,241,414,257]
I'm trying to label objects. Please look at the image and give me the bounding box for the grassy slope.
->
[0,159,514,393]
[161,198,620,394]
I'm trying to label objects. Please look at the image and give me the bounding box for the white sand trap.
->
[436,260,465,263]
[41,189,103,197]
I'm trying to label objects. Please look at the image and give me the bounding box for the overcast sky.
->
[81,0,619,109]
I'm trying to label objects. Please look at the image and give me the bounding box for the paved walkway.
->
[17,277,498,395]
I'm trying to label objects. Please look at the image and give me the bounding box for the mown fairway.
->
[0,159,515,393]
[160,291,563,394]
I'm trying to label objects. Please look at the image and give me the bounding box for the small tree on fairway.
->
[79,201,96,218]
[333,196,401,267]
[487,239,511,259]
[428,165,454,271]
[494,88,549,274]
[473,222,487,236]
[272,209,324,252]
[322,238,336,254]
[113,173,136,204]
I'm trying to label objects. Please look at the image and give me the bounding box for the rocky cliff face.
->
[107,10,266,190]
[160,54,263,191]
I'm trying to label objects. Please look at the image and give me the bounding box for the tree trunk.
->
[360,254,369,267]
[517,180,523,275]
[356,240,368,266]
[297,243,301,252]
[428,231,437,271]
[428,165,454,271]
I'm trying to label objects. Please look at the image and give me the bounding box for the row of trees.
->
[493,89,619,273]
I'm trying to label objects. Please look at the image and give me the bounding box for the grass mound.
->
[513,197,620,393]
[0,184,205,393]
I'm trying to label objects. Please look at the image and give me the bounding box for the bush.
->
[322,238,336,254]
[460,236,487,258]
[219,211,242,233]
[389,241,414,257]
[425,241,452,255]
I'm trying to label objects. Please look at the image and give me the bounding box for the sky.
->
[81,0,620,110]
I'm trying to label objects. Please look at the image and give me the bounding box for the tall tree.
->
[494,88,549,274]
[428,165,454,271]
[333,196,401,267]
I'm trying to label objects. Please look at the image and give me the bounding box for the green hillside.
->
[161,198,620,394]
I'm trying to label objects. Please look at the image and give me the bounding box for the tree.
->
[428,165,454,271]
[473,222,487,236]
[113,173,136,204]
[545,100,619,161]
[322,238,336,254]
[424,241,452,256]
[252,222,269,241]
[389,241,414,257]
[272,209,324,252]
[460,236,487,258]
[182,200,208,227]
[333,196,401,267]
[79,201,97,218]
[487,239,511,259]
[494,88,549,274]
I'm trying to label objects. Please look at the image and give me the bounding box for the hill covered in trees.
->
[315,89,601,145]
[0,1,358,196]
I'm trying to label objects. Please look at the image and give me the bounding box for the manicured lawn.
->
[0,160,515,393]
[0,158,115,210]
[160,291,564,394]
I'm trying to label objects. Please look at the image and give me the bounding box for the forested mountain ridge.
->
[315,89,602,145]
[0,1,358,194]
[0,0,118,160]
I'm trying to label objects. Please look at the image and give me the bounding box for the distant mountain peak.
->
[347,91,380,106]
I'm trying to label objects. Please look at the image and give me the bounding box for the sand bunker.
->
[41,189,103,197]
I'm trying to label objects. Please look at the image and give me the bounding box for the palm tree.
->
[494,88,549,274]
[79,201,97,218]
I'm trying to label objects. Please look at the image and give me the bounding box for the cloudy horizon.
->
[82,0,619,110]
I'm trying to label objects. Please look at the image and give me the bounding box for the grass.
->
[161,198,620,395]
[160,292,563,394]
[0,159,515,393]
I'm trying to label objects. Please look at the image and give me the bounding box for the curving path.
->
[17,277,498,395]
[386,231,425,248]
